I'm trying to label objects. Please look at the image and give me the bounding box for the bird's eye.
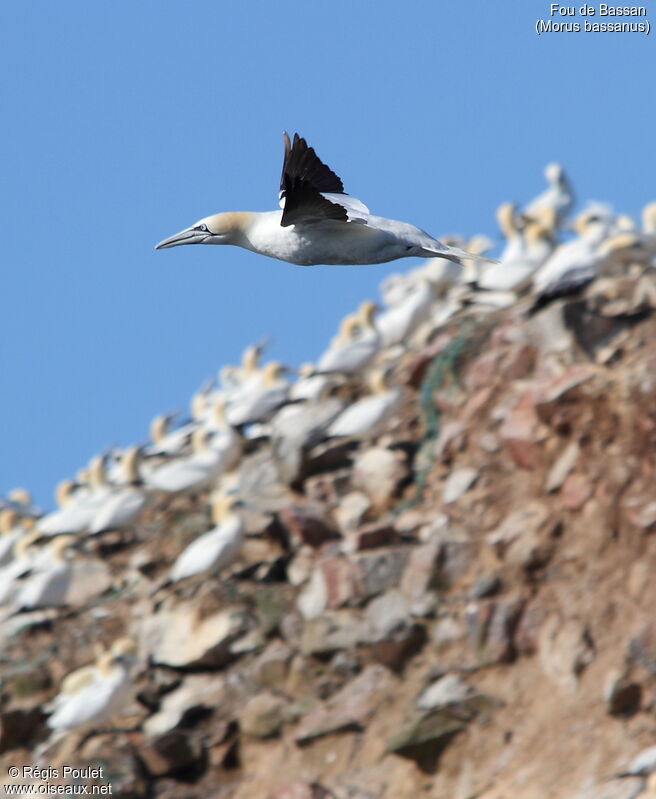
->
[196,223,208,232]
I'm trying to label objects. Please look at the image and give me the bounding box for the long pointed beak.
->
[155,227,209,250]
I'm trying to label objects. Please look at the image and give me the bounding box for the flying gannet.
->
[156,133,493,266]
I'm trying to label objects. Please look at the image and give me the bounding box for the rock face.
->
[4,265,656,799]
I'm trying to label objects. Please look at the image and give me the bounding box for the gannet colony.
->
[2,143,656,797]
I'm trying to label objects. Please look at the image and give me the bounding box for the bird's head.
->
[155,212,250,249]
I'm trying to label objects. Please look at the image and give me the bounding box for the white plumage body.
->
[170,513,244,582]
[327,387,403,439]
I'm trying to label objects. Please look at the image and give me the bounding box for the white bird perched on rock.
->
[0,509,24,567]
[496,203,526,264]
[524,162,575,227]
[2,488,41,520]
[597,201,656,268]
[15,535,77,610]
[317,300,380,374]
[145,411,195,458]
[327,368,403,439]
[271,385,346,482]
[143,429,227,493]
[477,212,555,292]
[36,457,110,537]
[289,363,342,402]
[531,208,615,306]
[376,279,434,347]
[0,530,42,604]
[226,361,291,427]
[156,133,494,267]
[169,495,245,583]
[89,448,147,535]
[47,636,138,733]
[218,342,268,397]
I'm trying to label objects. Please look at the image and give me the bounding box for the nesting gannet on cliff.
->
[0,530,43,604]
[597,202,656,268]
[156,133,493,267]
[316,300,380,374]
[476,213,555,292]
[531,209,614,305]
[15,535,77,609]
[89,448,147,535]
[36,457,110,537]
[524,163,575,227]
[0,510,24,567]
[170,495,245,583]
[143,429,225,493]
[226,361,291,427]
[327,368,403,439]
[47,636,137,733]
[289,363,341,402]
[376,279,434,347]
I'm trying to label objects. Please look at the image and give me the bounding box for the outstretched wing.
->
[279,133,369,227]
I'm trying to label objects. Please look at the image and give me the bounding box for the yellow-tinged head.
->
[49,534,76,560]
[262,361,287,386]
[55,479,77,509]
[7,488,32,507]
[369,367,393,394]
[191,392,208,420]
[191,428,210,454]
[241,345,262,373]
[0,509,19,534]
[13,529,41,558]
[357,300,379,328]
[333,314,359,346]
[496,203,520,239]
[212,399,229,427]
[524,207,558,233]
[87,455,107,488]
[155,212,253,250]
[210,493,240,524]
[298,362,315,378]
[110,636,138,659]
[642,202,656,234]
[150,414,169,444]
[121,447,141,483]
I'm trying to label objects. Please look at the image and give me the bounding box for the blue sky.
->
[1,1,654,508]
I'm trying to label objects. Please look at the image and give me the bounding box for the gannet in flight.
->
[156,133,492,266]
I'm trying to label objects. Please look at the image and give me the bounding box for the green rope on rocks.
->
[396,318,486,512]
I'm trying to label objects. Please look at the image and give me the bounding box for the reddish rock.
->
[372,619,427,671]
[499,390,547,469]
[435,420,468,460]
[294,664,395,744]
[400,537,441,601]
[279,503,339,548]
[504,343,537,380]
[465,350,503,393]
[560,472,594,511]
[347,522,400,551]
[321,555,358,608]
[487,502,550,560]
[267,782,332,799]
[623,497,656,531]
[515,601,549,656]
